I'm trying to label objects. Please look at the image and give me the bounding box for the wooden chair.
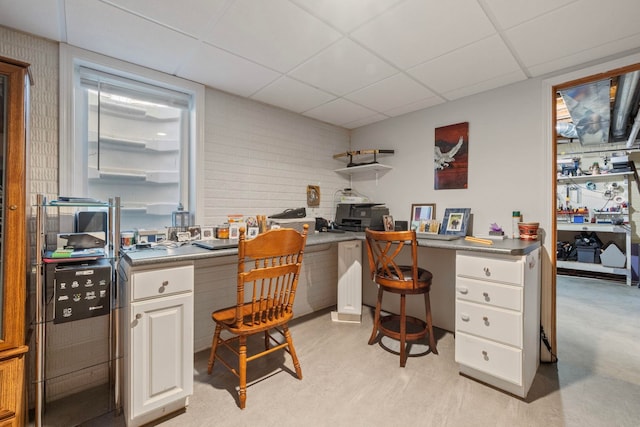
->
[207,224,309,409]
[364,229,438,367]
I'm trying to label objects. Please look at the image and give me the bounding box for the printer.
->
[335,203,389,231]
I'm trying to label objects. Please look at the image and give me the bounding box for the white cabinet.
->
[331,240,362,323]
[122,262,194,427]
[455,248,540,398]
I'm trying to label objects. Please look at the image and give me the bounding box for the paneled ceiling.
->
[3,0,640,129]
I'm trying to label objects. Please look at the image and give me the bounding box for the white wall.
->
[350,78,547,234]
[201,89,349,226]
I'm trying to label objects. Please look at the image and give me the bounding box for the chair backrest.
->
[365,229,420,290]
[235,224,309,328]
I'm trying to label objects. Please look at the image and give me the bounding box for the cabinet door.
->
[130,292,193,419]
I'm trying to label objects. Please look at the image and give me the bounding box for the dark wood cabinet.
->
[0,56,30,427]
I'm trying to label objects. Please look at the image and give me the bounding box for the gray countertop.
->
[122,231,540,267]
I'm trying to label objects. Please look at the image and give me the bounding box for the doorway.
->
[551,60,640,362]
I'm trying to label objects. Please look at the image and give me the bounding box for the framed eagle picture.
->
[434,122,469,190]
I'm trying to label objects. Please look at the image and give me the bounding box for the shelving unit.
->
[33,194,122,426]
[333,150,394,185]
[556,171,633,285]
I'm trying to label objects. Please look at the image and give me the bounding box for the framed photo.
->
[201,227,214,240]
[229,223,240,239]
[187,225,201,240]
[247,227,259,239]
[440,208,471,236]
[410,203,436,232]
[383,215,394,231]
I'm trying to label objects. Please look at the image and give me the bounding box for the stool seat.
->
[365,229,438,367]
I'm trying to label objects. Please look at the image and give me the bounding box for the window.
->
[60,46,204,231]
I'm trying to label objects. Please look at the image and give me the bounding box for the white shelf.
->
[334,163,392,175]
[557,223,629,233]
[557,260,628,276]
[556,171,632,182]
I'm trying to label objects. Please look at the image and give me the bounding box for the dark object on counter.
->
[269,207,306,219]
[335,203,389,231]
[394,220,408,231]
[315,217,329,231]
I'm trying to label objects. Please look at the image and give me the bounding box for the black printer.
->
[335,203,389,231]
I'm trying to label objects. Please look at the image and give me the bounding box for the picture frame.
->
[201,227,214,240]
[383,215,394,231]
[440,208,471,236]
[229,223,240,240]
[410,203,436,232]
[247,227,259,239]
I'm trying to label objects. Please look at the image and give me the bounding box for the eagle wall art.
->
[434,122,469,190]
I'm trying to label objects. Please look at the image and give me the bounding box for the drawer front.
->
[456,300,522,347]
[456,252,524,285]
[456,277,522,311]
[132,265,194,301]
[455,332,522,385]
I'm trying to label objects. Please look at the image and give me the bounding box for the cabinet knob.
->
[461,314,470,322]
[482,350,489,360]
[482,292,489,301]
[162,280,169,287]
[135,313,143,320]
[457,287,468,294]
[483,267,490,276]
[9,204,17,210]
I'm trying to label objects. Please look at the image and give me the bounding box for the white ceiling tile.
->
[177,43,281,98]
[289,38,397,96]
[290,0,404,33]
[383,96,445,117]
[251,76,336,113]
[65,0,199,75]
[482,0,575,29]
[505,0,640,72]
[409,35,525,96]
[442,70,527,100]
[303,98,378,126]
[342,113,390,130]
[203,0,341,73]
[345,73,436,112]
[0,0,63,41]
[106,0,231,39]
[351,0,495,68]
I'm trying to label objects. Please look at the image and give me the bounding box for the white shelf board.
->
[557,223,629,233]
[557,260,628,276]
[334,163,392,175]
[556,171,632,182]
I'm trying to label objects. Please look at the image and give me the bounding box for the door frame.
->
[543,51,640,360]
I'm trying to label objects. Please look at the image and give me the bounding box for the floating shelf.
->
[334,163,392,175]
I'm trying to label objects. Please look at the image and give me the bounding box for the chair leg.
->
[264,330,270,350]
[238,335,247,409]
[424,292,438,355]
[207,323,222,374]
[368,286,384,345]
[283,325,303,379]
[400,293,407,367]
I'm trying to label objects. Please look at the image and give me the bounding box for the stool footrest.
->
[378,314,428,342]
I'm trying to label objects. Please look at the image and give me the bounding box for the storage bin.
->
[600,243,626,268]
[577,247,600,264]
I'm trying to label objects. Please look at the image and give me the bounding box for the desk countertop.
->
[122,231,540,267]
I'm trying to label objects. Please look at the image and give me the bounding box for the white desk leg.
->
[331,240,362,323]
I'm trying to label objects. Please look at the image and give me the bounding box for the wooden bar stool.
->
[364,229,438,367]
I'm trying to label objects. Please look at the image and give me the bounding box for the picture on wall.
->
[434,122,469,190]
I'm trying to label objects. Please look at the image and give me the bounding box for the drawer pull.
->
[461,314,470,322]
[483,267,491,276]
[162,280,169,287]
[482,350,489,361]
[483,316,490,325]
[482,292,490,301]
[457,287,469,294]
[135,313,143,320]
